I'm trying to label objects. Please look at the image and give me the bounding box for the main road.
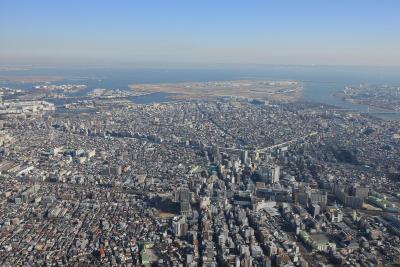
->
[217,131,319,153]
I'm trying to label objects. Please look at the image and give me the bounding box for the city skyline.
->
[2,2,400,266]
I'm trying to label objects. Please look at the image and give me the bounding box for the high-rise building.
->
[309,191,327,205]
[211,145,221,162]
[172,216,188,237]
[180,201,191,216]
[175,187,191,216]
[241,150,248,165]
[270,165,280,184]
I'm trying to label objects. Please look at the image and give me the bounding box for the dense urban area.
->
[0,82,400,267]
[341,84,400,112]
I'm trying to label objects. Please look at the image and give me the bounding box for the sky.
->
[1,0,400,67]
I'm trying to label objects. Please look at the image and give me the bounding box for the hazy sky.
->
[1,0,400,67]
